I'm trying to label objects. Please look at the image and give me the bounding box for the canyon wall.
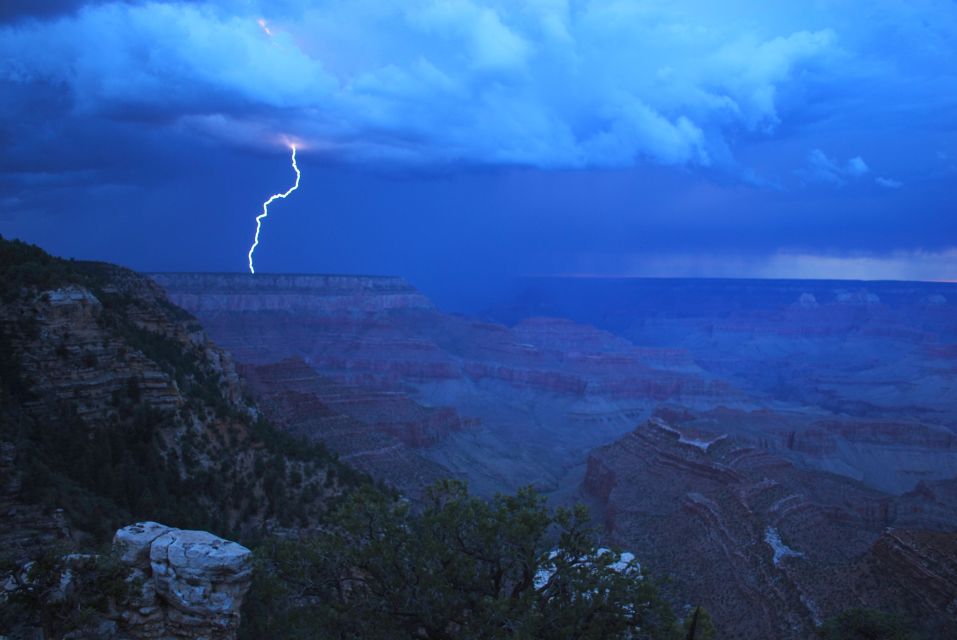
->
[582,408,957,639]
[150,272,957,638]
[153,273,726,495]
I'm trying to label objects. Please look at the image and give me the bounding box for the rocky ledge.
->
[111,522,252,640]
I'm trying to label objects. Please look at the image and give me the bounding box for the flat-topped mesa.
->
[151,273,436,314]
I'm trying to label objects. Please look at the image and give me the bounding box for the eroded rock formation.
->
[111,522,253,640]
[153,273,729,495]
[583,409,957,640]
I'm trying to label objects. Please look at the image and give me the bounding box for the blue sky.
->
[1,0,956,306]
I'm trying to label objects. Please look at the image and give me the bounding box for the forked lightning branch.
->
[247,144,301,274]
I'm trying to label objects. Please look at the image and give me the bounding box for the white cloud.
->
[0,0,844,170]
[803,149,846,185]
[876,176,903,188]
[846,156,869,176]
[408,0,531,72]
[572,248,957,282]
[800,149,871,186]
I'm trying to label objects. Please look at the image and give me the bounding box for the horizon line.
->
[142,270,957,286]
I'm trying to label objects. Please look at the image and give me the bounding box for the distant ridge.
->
[150,272,435,314]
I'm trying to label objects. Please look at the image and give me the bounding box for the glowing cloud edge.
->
[247,145,301,274]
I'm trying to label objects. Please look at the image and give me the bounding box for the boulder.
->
[111,522,252,640]
[150,529,252,623]
[114,522,172,569]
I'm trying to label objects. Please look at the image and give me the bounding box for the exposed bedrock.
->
[153,274,731,495]
[111,522,253,640]
[239,358,457,495]
[582,410,957,640]
[151,273,957,499]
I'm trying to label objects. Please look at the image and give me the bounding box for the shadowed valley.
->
[152,272,957,639]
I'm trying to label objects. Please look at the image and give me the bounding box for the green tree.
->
[683,606,717,640]
[818,608,915,640]
[1,548,133,639]
[243,480,681,640]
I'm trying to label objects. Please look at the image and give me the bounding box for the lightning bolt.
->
[248,144,300,274]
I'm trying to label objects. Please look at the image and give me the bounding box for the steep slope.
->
[239,358,455,496]
[154,274,957,499]
[153,273,732,496]
[0,238,363,559]
[582,408,957,639]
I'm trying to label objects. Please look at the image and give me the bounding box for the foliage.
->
[0,235,366,545]
[0,325,34,404]
[242,480,683,640]
[14,402,220,540]
[2,235,688,639]
[818,608,916,640]
[0,547,133,639]
[0,234,81,303]
[682,606,717,640]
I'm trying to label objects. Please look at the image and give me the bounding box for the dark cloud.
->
[0,0,956,294]
[0,1,843,172]
[0,1,89,23]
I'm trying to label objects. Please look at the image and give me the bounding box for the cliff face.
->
[239,357,455,497]
[151,273,435,315]
[0,238,375,639]
[5,276,233,424]
[582,409,957,640]
[853,529,957,633]
[0,240,362,565]
[153,273,729,495]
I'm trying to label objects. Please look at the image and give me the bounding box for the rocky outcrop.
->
[582,409,957,640]
[0,239,363,638]
[111,522,252,640]
[151,273,435,315]
[153,273,734,496]
[240,358,456,497]
[0,268,249,428]
[857,529,957,630]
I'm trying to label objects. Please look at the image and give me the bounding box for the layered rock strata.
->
[583,409,957,639]
[111,522,253,640]
[153,274,730,495]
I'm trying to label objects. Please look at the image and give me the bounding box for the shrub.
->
[242,481,682,640]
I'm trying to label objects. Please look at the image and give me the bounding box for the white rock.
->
[149,529,252,617]
[110,523,253,639]
[45,286,101,307]
[114,522,173,569]
[765,526,803,566]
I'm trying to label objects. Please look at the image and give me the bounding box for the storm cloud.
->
[0,0,929,173]
[1,1,955,296]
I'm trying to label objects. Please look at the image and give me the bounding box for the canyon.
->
[153,273,729,497]
[0,242,370,638]
[584,409,957,638]
[151,273,957,639]
[15,242,953,637]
